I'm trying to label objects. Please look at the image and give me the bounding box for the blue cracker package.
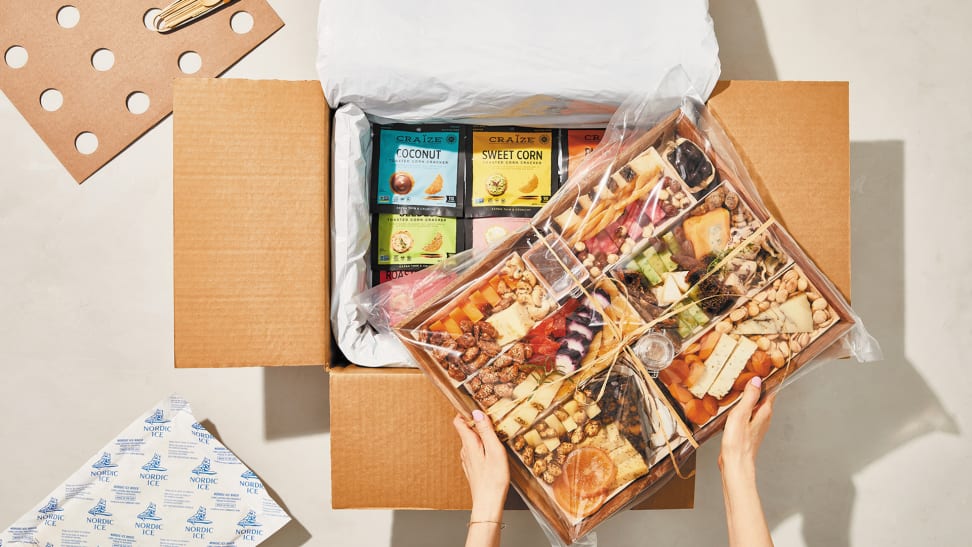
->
[371,124,465,217]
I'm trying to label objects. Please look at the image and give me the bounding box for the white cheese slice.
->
[561,415,579,432]
[689,334,738,398]
[670,271,690,292]
[486,302,534,346]
[528,376,562,411]
[708,336,758,399]
[487,397,518,421]
[512,375,540,400]
[659,273,683,305]
[542,437,562,453]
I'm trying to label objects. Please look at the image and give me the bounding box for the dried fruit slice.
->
[553,447,616,518]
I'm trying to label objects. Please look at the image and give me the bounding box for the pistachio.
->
[756,337,771,351]
[797,278,808,292]
[754,291,768,303]
[747,302,760,317]
[813,309,829,325]
[775,290,788,303]
[783,269,799,283]
[759,301,771,311]
[778,341,791,357]
[812,298,828,311]
[715,321,732,334]
[730,308,747,322]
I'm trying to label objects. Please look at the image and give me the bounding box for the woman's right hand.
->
[719,375,775,474]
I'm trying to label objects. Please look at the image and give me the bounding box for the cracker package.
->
[357,94,879,545]
[466,127,559,218]
[371,124,465,217]
[561,129,605,182]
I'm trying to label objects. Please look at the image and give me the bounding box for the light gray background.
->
[1,1,969,545]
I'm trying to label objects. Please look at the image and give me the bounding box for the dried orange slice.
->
[552,447,616,518]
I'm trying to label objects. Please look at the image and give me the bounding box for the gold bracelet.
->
[467,520,506,529]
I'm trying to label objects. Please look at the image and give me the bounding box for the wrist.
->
[720,457,757,483]
[471,497,505,522]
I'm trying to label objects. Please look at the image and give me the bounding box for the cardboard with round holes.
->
[0,0,283,183]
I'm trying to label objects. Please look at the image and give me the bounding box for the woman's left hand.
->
[453,410,510,520]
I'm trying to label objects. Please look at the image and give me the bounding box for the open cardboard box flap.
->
[172,79,849,510]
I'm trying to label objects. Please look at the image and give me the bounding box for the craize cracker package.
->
[356,90,880,544]
[466,127,559,218]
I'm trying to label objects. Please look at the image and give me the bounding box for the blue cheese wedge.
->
[708,336,758,399]
[689,334,738,398]
[734,294,813,335]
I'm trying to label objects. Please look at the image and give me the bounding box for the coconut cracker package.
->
[356,91,880,545]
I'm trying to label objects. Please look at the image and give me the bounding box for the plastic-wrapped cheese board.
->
[362,97,868,545]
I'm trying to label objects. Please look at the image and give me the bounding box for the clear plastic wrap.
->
[357,91,880,545]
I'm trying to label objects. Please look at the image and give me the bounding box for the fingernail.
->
[750,376,762,388]
[472,410,485,422]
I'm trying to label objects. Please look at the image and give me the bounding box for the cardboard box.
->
[173,79,849,511]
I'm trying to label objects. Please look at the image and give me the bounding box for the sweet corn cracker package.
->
[357,90,880,545]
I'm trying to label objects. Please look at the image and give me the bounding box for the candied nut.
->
[584,421,601,437]
[557,442,575,456]
[457,333,477,348]
[547,462,563,478]
[479,340,501,357]
[798,278,809,292]
[512,436,526,452]
[447,363,465,381]
[756,337,771,351]
[522,446,535,466]
[747,302,760,317]
[553,451,567,465]
[554,409,568,421]
[532,459,548,475]
[541,471,556,484]
[813,309,829,325]
[461,345,480,363]
[534,443,550,457]
[459,319,474,334]
[715,321,732,334]
[494,383,514,398]
[729,308,747,322]
[812,298,828,311]
[535,422,548,433]
[570,428,585,444]
[574,242,586,253]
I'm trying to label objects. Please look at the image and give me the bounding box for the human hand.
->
[453,410,510,521]
[719,375,775,475]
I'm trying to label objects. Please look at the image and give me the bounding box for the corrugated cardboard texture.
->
[0,1,282,183]
[708,81,851,299]
[330,366,696,510]
[173,79,329,368]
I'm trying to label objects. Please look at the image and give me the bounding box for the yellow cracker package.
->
[466,127,559,218]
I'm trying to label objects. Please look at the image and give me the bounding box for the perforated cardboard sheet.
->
[0,0,283,183]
